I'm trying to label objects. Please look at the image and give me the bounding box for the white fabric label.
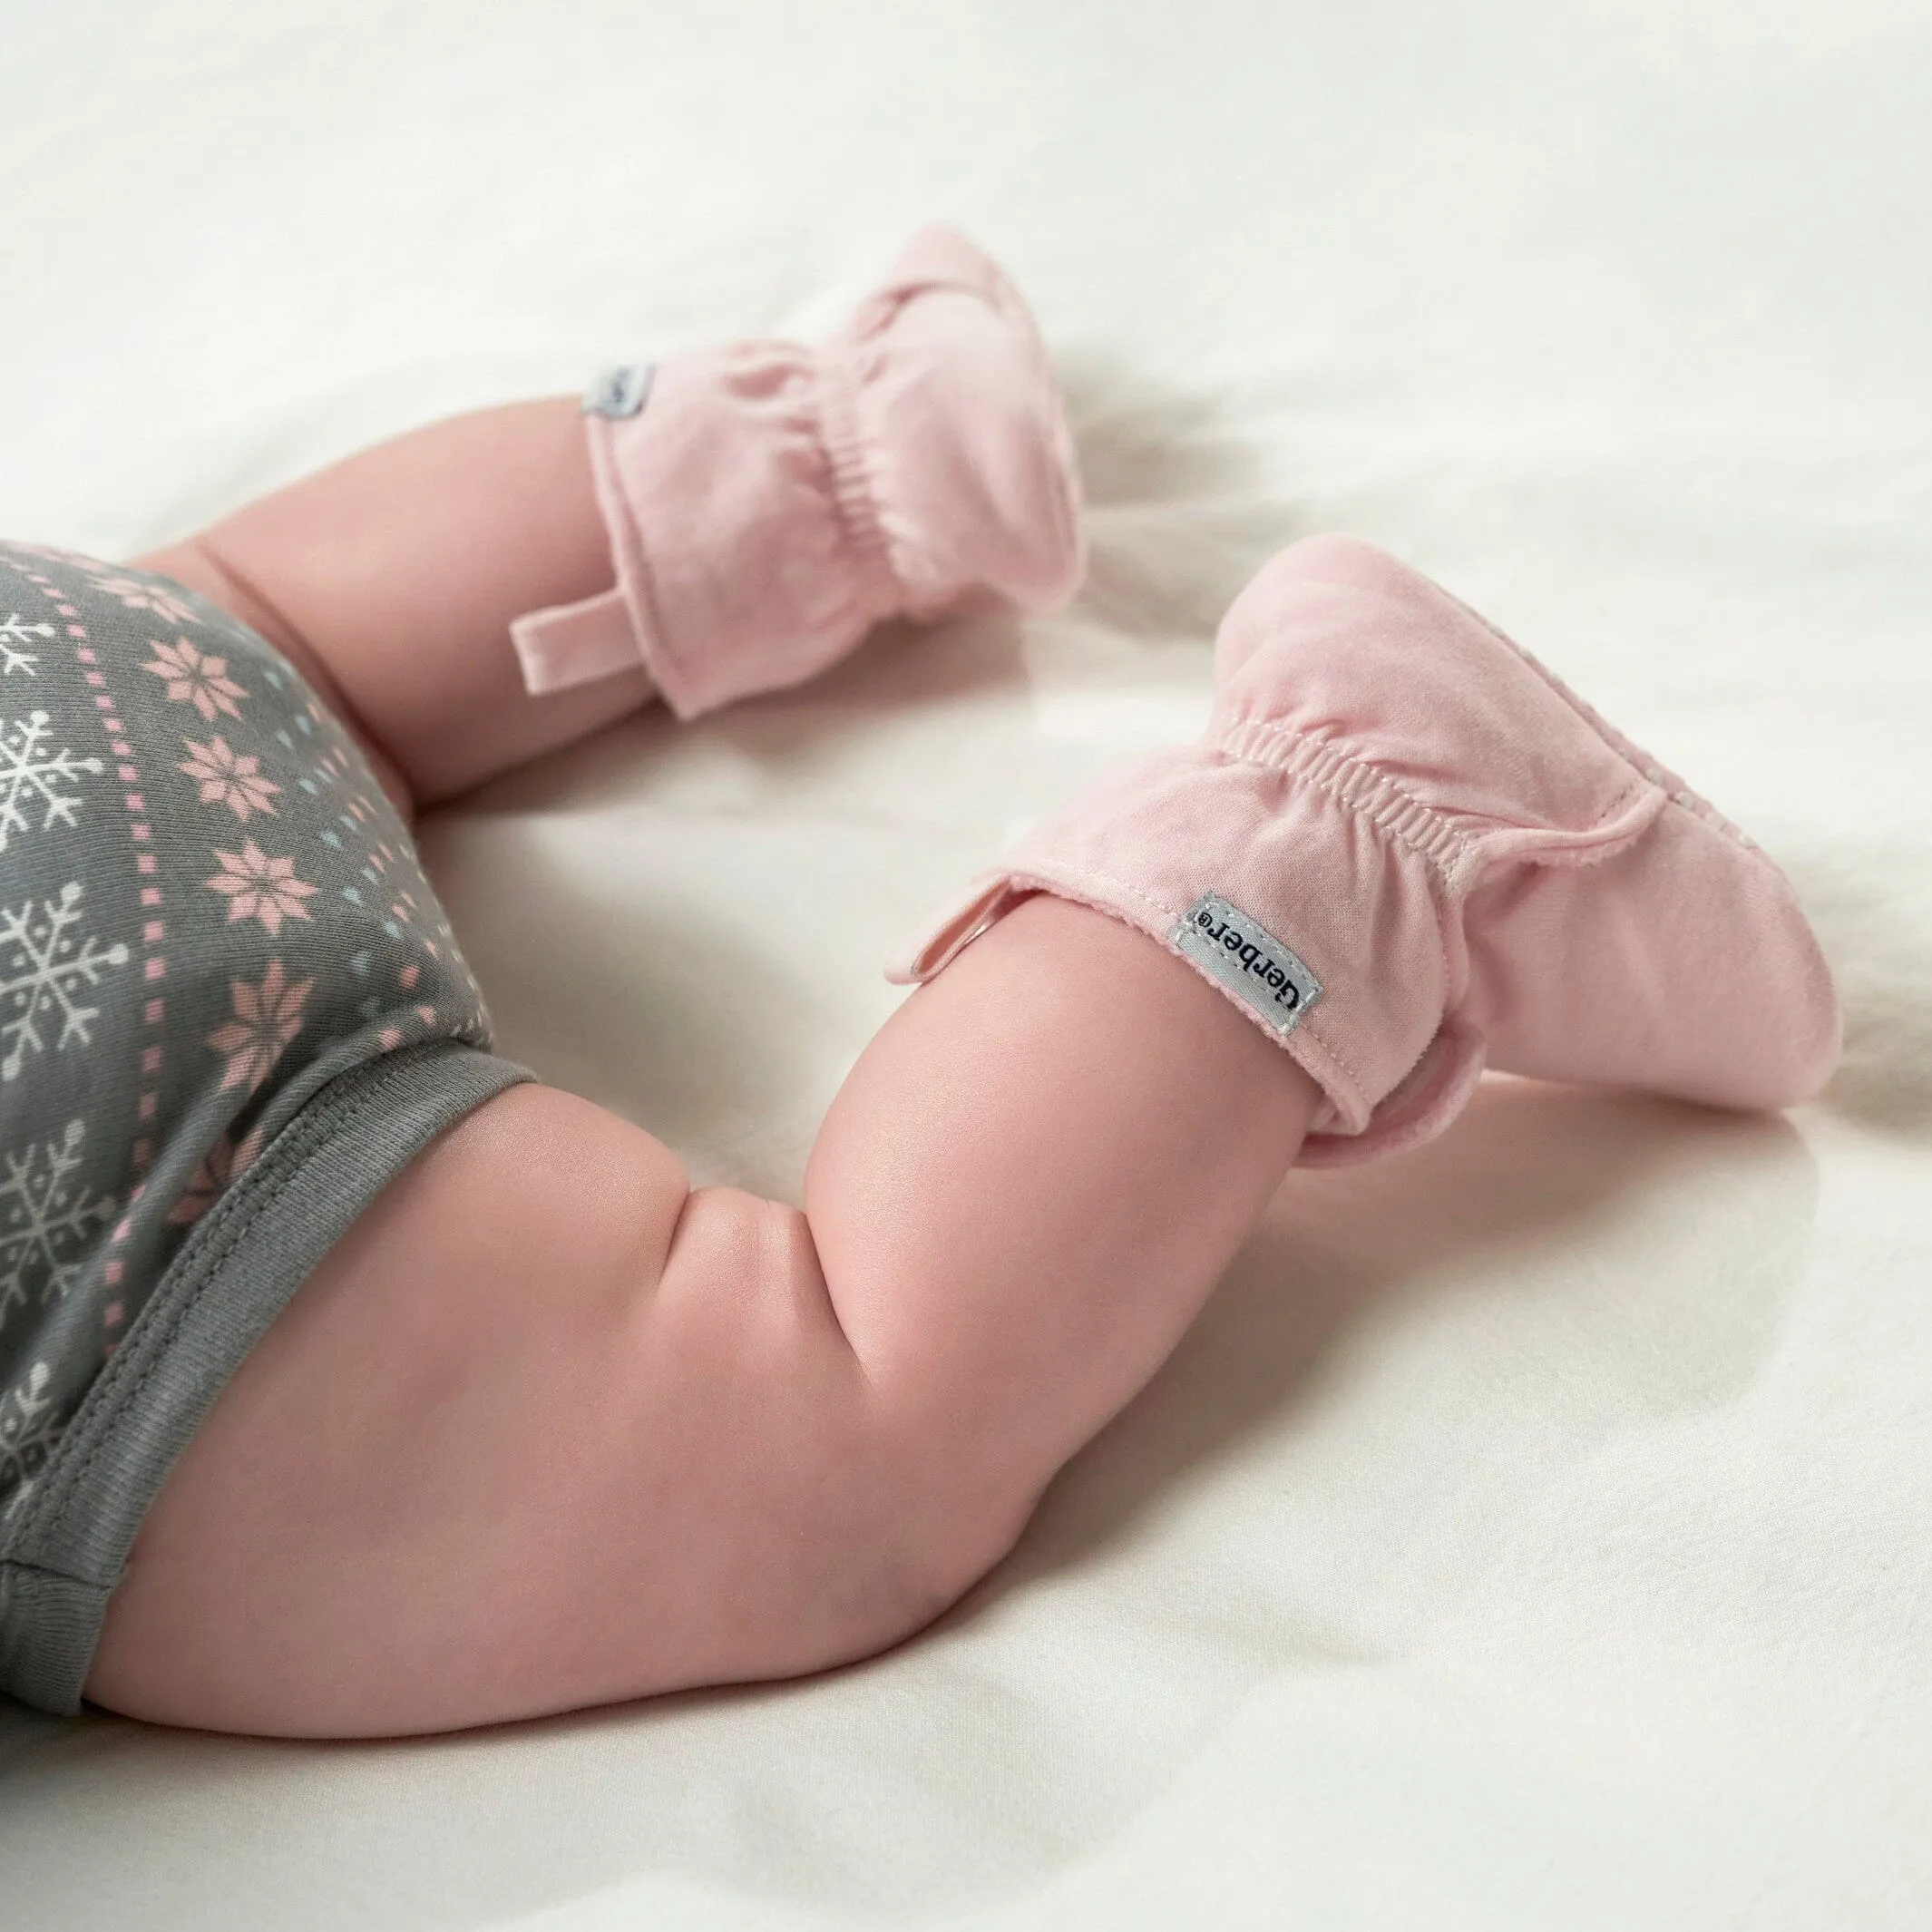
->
[1169,893,1322,1034]
[581,364,654,420]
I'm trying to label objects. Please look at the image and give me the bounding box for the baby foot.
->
[512,229,1084,715]
[895,537,1839,1163]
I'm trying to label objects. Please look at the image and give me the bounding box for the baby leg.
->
[84,895,1320,1737]
[134,229,1082,806]
[78,532,1837,1739]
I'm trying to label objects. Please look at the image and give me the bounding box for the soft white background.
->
[3,2,1930,1926]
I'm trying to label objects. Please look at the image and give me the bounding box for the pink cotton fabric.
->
[893,536,1842,1165]
[512,229,1084,717]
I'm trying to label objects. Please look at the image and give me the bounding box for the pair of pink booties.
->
[513,230,1840,1162]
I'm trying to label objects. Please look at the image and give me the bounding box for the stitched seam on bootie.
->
[1184,737,1464,1064]
[1204,730,1621,1080]
[1447,598,1757,852]
[1277,564,1759,855]
[814,356,903,620]
[1214,718,1471,875]
[1214,718,1664,893]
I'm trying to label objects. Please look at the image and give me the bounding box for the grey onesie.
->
[0,542,531,1713]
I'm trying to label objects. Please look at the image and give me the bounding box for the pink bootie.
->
[511,229,1085,717]
[893,536,1840,1163]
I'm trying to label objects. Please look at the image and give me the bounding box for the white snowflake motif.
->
[0,1120,115,1332]
[1,882,132,1081]
[0,1361,64,1518]
[0,709,103,852]
[0,613,53,677]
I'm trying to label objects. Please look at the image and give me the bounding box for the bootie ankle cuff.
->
[887,735,1504,1165]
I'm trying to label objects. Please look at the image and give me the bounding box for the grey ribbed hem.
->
[0,1042,532,1714]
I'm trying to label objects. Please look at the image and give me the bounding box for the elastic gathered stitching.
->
[1205,726,1657,1046]
[1207,723,1478,1053]
[1215,716,1658,886]
[814,357,903,620]
[10,1048,458,1566]
[1039,727,1658,1135]
[1212,718,1473,877]
[1256,561,1727,857]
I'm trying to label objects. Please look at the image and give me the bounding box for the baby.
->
[0,232,1839,1736]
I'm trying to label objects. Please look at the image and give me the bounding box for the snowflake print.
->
[0,710,104,852]
[208,960,312,1093]
[0,1120,115,1331]
[0,613,53,677]
[0,1361,63,1520]
[92,573,200,628]
[180,735,279,820]
[142,636,246,721]
[1,882,132,1081]
[205,840,317,936]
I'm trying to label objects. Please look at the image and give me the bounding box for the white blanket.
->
[4,2,1930,1925]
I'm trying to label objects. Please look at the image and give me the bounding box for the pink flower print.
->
[179,726,281,815]
[208,961,312,1093]
[168,1123,269,1224]
[169,1134,235,1224]
[92,574,200,628]
[205,840,318,936]
[180,735,279,820]
[142,637,246,721]
[170,1137,233,1224]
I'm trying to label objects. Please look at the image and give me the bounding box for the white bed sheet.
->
[3,2,1929,1925]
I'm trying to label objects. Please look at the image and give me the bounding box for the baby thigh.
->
[83,1084,950,1739]
[86,897,1318,1739]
